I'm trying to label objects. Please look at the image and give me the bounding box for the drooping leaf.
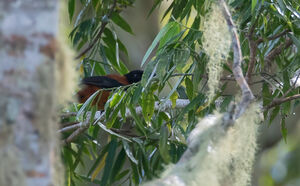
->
[111,12,134,34]
[109,148,126,183]
[100,139,118,186]
[281,117,288,143]
[185,77,194,100]
[159,125,171,163]
[122,140,138,164]
[68,0,75,22]
[141,22,176,67]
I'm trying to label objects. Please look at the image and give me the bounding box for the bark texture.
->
[0,0,63,185]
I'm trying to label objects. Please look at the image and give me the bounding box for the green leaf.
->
[269,106,280,125]
[111,12,134,34]
[130,84,143,105]
[277,0,286,13]
[97,123,131,142]
[180,0,194,20]
[262,83,272,107]
[171,0,188,19]
[157,111,170,129]
[141,22,176,67]
[100,139,118,186]
[89,105,97,126]
[158,22,180,49]
[174,48,190,71]
[76,174,102,184]
[122,140,138,164]
[142,91,155,123]
[141,60,157,88]
[170,91,178,108]
[130,160,140,185]
[252,0,258,13]
[128,105,146,136]
[68,0,75,22]
[159,125,171,163]
[115,170,130,182]
[109,90,124,108]
[288,33,300,52]
[281,117,288,143]
[176,93,205,123]
[148,0,163,17]
[109,148,126,183]
[87,144,110,177]
[185,77,194,101]
[76,90,101,119]
[106,106,121,128]
[100,45,129,75]
[162,72,185,105]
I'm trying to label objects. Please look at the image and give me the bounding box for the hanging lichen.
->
[202,3,232,103]
[144,103,261,186]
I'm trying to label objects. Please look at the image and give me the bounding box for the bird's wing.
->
[82,76,124,88]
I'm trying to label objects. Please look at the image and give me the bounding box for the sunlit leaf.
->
[170,91,178,108]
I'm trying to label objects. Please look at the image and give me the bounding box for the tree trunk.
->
[0,0,63,185]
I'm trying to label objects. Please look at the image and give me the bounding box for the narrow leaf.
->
[122,140,138,164]
[91,153,108,181]
[100,139,118,186]
[111,12,133,34]
[141,22,175,67]
[68,0,75,22]
[159,125,171,163]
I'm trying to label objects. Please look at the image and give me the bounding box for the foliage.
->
[61,0,300,185]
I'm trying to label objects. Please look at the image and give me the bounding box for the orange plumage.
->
[77,70,143,110]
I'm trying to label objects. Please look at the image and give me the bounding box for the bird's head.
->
[125,70,143,84]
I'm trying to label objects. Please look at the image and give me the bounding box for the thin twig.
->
[75,0,117,60]
[62,113,93,145]
[256,29,289,44]
[264,94,300,110]
[60,112,77,119]
[60,121,80,128]
[58,122,81,133]
[245,8,262,81]
[264,39,293,69]
[282,73,300,97]
[246,39,257,82]
[170,73,236,81]
[62,125,90,145]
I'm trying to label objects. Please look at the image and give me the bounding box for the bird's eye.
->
[79,95,84,100]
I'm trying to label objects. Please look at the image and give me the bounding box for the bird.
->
[77,70,143,110]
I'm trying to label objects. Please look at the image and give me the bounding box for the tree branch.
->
[264,38,293,67]
[246,39,257,82]
[245,8,262,82]
[60,99,191,144]
[75,0,117,60]
[256,29,290,44]
[264,94,300,110]
[220,0,255,120]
